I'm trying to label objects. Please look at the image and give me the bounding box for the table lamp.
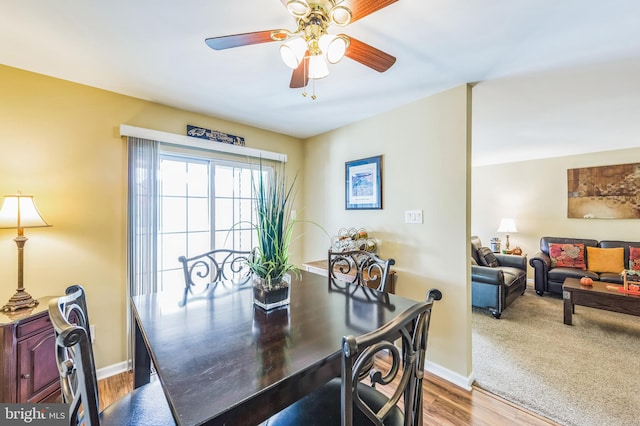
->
[0,193,51,311]
[497,218,517,250]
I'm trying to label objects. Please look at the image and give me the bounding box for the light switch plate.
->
[405,210,423,224]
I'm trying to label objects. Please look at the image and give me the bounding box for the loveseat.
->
[471,236,527,318]
[529,237,640,296]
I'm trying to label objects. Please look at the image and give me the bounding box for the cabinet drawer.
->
[16,312,51,340]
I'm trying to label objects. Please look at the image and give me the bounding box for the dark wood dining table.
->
[131,270,420,425]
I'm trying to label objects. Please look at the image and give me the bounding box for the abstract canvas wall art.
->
[567,163,640,219]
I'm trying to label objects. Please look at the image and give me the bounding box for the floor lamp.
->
[0,193,51,312]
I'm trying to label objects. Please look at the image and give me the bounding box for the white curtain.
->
[126,136,159,366]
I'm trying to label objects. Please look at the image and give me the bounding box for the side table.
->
[0,296,61,403]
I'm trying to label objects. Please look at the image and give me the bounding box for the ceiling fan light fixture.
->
[280,37,307,69]
[287,0,310,18]
[330,5,351,26]
[319,34,349,64]
[308,54,329,79]
[205,0,397,91]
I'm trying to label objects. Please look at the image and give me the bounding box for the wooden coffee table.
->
[562,277,640,325]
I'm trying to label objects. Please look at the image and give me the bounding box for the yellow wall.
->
[301,85,474,383]
[4,60,635,388]
[1,64,476,386]
[0,65,304,368]
[472,148,640,275]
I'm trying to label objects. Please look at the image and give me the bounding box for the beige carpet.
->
[472,289,640,426]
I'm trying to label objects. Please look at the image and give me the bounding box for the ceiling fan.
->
[205,0,398,91]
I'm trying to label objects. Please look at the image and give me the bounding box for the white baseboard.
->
[96,361,129,381]
[424,360,474,391]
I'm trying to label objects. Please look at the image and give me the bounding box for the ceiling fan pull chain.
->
[302,53,309,97]
[311,79,317,100]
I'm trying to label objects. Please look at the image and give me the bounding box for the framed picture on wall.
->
[567,162,640,219]
[345,155,382,210]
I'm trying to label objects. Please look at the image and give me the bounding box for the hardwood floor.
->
[98,366,559,425]
[97,371,133,412]
[421,371,557,425]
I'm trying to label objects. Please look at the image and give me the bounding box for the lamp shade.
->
[0,194,50,229]
[280,37,307,69]
[497,218,517,233]
[319,34,348,64]
[308,54,329,79]
[286,0,310,17]
[330,5,352,26]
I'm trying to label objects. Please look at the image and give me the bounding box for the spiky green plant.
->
[247,162,298,284]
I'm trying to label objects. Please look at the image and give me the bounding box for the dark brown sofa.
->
[529,237,640,296]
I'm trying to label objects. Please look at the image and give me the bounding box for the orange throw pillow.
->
[587,247,624,273]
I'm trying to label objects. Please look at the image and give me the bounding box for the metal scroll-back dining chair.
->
[329,249,396,379]
[328,249,396,293]
[178,248,252,306]
[266,288,443,426]
[48,285,175,426]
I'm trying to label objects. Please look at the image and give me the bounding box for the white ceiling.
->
[1,0,639,166]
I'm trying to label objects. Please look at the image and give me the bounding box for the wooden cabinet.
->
[0,297,61,403]
[302,260,397,293]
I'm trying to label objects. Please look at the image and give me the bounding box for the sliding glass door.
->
[157,154,264,294]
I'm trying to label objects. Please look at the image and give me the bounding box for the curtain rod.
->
[119,124,287,163]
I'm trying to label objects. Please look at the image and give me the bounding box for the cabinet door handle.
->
[21,373,30,379]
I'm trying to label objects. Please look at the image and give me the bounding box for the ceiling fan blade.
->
[344,37,396,72]
[290,56,309,88]
[205,30,278,50]
[344,0,399,23]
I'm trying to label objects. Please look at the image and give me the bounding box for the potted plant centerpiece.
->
[248,162,299,310]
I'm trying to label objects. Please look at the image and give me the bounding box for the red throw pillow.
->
[549,243,586,270]
[630,247,640,271]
